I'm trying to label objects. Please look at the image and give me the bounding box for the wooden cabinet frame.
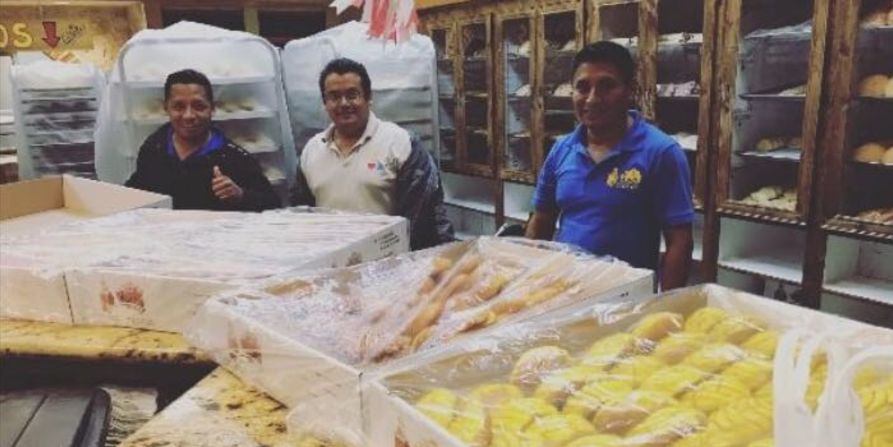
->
[423,17,463,175]
[456,12,497,178]
[713,0,833,227]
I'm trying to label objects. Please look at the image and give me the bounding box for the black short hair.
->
[164,69,214,104]
[318,58,372,102]
[572,41,636,86]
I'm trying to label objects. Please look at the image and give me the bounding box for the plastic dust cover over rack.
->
[93,21,297,202]
[367,283,893,447]
[184,238,653,446]
[10,61,106,180]
[0,207,408,329]
[282,21,439,158]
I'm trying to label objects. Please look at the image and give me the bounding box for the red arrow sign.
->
[42,21,60,48]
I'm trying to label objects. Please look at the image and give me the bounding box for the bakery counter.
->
[0,319,210,363]
[0,319,215,401]
[119,368,295,447]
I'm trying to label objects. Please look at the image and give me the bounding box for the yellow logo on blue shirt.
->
[607,167,643,189]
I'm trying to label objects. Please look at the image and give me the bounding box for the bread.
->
[510,346,572,388]
[534,365,603,406]
[854,143,887,163]
[523,414,594,446]
[625,405,707,446]
[683,343,748,373]
[681,375,751,413]
[565,434,624,447]
[684,307,729,333]
[591,390,677,435]
[609,355,666,386]
[447,398,490,446]
[563,379,634,418]
[640,364,708,397]
[709,316,765,344]
[581,333,641,369]
[415,388,459,428]
[756,137,785,152]
[859,74,889,97]
[491,397,557,434]
[883,147,893,165]
[723,356,774,390]
[629,312,684,342]
[740,330,779,358]
[887,77,893,97]
[468,384,523,407]
[651,332,708,364]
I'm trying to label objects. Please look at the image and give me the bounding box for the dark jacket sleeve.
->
[222,145,282,212]
[395,133,455,250]
[289,160,316,207]
[124,129,162,190]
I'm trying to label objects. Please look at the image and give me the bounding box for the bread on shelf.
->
[858,74,891,98]
[853,142,887,163]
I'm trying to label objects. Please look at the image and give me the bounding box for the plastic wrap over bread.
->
[370,284,892,447]
[185,237,653,445]
[0,207,408,329]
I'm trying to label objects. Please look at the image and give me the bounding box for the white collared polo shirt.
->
[300,113,412,215]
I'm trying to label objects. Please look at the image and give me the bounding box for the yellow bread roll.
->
[755,381,773,400]
[683,343,748,373]
[883,147,893,165]
[625,405,707,446]
[684,307,729,333]
[640,365,709,397]
[709,398,772,443]
[862,432,893,447]
[887,77,893,97]
[610,355,667,386]
[524,414,595,447]
[447,398,490,446]
[469,383,523,407]
[722,356,773,390]
[563,380,634,419]
[491,397,558,435]
[854,143,887,163]
[582,333,643,369]
[860,74,889,98]
[741,330,780,358]
[535,365,606,407]
[489,431,528,447]
[747,439,774,447]
[651,332,709,365]
[511,346,573,389]
[680,375,751,413]
[708,316,766,345]
[630,312,685,342]
[592,391,678,435]
[415,388,459,428]
[565,434,624,447]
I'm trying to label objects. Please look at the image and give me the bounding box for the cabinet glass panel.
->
[656,0,705,206]
[599,1,641,55]
[462,22,491,168]
[541,11,579,164]
[727,0,815,214]
[502,17,534,175]
[433,28,458,171]
[839,1,893,226]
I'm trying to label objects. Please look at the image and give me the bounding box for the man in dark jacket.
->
[126,69,280,211]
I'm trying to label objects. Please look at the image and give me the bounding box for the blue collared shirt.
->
[166,127,225,162]
[532,111,694,270]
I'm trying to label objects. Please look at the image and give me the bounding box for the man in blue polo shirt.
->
[526,42,694,290]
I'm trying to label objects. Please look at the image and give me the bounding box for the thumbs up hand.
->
[211,165,243,202]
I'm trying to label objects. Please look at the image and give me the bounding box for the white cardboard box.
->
[186,239,654,444]
[364,283,893,447]
[0,176,170,323]
[1,208,409,330]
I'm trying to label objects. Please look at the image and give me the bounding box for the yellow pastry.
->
[447,398,491,446]
[610,355,666,386]
[747,439,774,447]
[709,398,772,443]
[860,74,890,98]
[883,147,893,165]
[754,382,773,400]
[535,365,605,407]
[524,414,595,447]
[708,316,765,345]
[640,365,709,397]
[854,143,887,163]
[684,307,729,333]
[563,380,634,419]
[625,405,707,446]
[681,375,751,413]
[592,391,678,435]
[741,330,779,358]
[630,312,685,342]
[469,383,523,407]
[491,397,558,435]
[722,356,773,390]
[415,388,459,428]
[581,333,642,369]
[511,346,573,389]
[887,77,893,97]
[565,434,624,447]
[651,332,708,365]
[683,343,747,374]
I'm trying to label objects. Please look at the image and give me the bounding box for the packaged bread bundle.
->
[858,74,893,98]
[374,284,892,447]
[860,1,893,27]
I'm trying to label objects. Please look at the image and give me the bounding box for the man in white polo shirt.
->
[291,58,454,249]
